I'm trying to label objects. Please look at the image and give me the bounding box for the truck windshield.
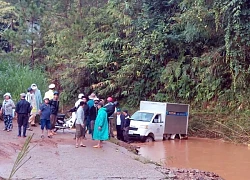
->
[131,112,154,122]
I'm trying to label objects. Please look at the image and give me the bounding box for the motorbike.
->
[54,107,77,132]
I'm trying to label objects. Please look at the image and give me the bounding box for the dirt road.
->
[0,120,165,180]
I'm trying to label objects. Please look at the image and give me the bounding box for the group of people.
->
[72,93,131,148]
[0,83,59,138]
[0,83,132,147]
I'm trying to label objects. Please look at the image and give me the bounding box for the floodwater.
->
[138,138,250,180]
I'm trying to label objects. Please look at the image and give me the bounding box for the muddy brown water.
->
[137,138,250,180]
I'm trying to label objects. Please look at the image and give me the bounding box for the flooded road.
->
[138,138,250,180]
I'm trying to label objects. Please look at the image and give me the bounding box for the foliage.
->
[0,59,47,102]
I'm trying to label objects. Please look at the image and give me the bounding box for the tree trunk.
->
[78,0,82,18]
[31,19,34,68]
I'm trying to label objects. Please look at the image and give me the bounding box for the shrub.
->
[0,59,47,103]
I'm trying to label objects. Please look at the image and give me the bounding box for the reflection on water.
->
[137,138,250,180]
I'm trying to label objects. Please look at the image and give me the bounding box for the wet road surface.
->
[138,138,250,180]
[0,121,164,180]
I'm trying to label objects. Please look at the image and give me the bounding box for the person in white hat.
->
[1,93,15,131]
[44,84,55,100]
[75,93,84,108]
[30,83,42,126]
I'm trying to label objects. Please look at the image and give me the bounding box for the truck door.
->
[151,114,164,140]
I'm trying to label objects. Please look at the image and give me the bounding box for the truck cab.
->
[129,111,164,142]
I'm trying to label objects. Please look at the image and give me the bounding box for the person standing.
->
[104,97,116,138]
[87,93,96,109]
[89,98,99,139]
[49,91,59,135]
[75,101,86,148]
[115,108,125,141]
[122,110,131,143]
[44,84,55,100]
[71,93,84,128]
[82,96,89,136]
[75,93,84,108]
[1,93,15,132]
[87,93,96,134]
[39,98,52,138]
[93,102,109,148]
[26,87,35,130]
[15,93,31,137]
[31,83,42,125]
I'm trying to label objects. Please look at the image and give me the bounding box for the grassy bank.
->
[0,59,47,102]
[189,109,250,144]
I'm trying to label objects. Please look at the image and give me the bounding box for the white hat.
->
[78,93,84,99]
[89,93,97,99]
[31,83,37,90]
[94,97,99,101]
[20,93,26,97]
[49,84,55,89]
[3,93,11,98]
[43,97,50,100]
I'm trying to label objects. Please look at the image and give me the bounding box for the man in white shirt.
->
[115,108,124,140]
[44,84,55,100]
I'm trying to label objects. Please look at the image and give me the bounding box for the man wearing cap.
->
[1,93,15,131]
[30,83,42,126]
[122,110,131,143]
[44,84,55,100]
[115,108,125,141]
[15,93,31,137]
[75,93,84,108]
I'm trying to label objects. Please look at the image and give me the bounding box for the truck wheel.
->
[145,136,154,142]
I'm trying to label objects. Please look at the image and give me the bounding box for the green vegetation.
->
[0,59,47,102]
[0,0,250,143]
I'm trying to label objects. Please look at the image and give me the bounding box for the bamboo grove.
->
[0,0,250,142]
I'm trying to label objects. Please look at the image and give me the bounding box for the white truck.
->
[128,101,189,142]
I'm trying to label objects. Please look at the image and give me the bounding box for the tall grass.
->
[8,134,34,180]
[189,110,250,144]
[0,60,47,103]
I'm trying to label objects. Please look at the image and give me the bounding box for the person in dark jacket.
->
[15,93,31,137]
[82,96,89,137]
[115,108,125,141]
[49,91,59,135]
[122,110,131,143]
[89,98,99,139]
